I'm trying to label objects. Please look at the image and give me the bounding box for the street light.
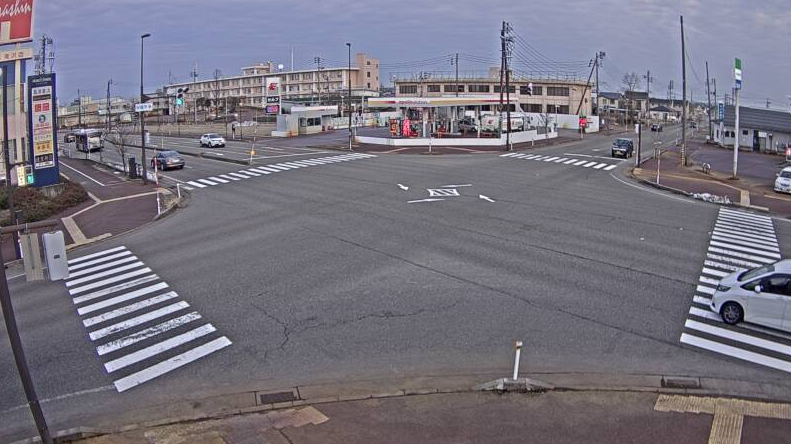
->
[140,33,151,184]
[346,42,352,151]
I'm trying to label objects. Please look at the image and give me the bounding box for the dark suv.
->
[611,138,634,158]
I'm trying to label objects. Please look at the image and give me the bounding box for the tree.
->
[621,72,641,93]
[210,69,222,119]
[105,124,136,173]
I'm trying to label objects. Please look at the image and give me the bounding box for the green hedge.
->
[0,179,89,225]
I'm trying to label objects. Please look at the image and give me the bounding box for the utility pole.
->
[503,22,513,150]
[314,56,322,105]
[680,15,687,166]
[499,21,506,138]
[644,70,652,121]
[77,89,82,128]
[192,62,198,124]
[733,58,743,179]
[766,98,771,109]
[140,33,151,185]
[454,53,459,97]
[346,42,352,151]
[668,80,674,107]
[594,52,605,115]
[106,79,112,135]
[706,61,712,142]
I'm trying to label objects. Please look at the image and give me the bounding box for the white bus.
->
[74,129,104,152]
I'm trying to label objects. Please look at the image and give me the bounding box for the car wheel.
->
[721,302,743,325]
[179,165,185,170]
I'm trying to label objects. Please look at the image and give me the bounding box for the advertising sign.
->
[265,77,280,93]
[0,0,34,45]
[734,58,742,90]
[27,73,59,187]
[717,101,725,120]
[266,96,280,104]
[265,105,280,114]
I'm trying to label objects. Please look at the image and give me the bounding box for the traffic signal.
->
[176,87,189,107]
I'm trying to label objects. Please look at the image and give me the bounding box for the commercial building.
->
[0,60,30,176]
[165,53,380,117]
[392,68,593,117]
[57,96,134,128]
[715,105,791,152]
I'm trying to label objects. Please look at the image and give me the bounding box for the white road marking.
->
[104,324,217,373]
[186,181,207,188]
[563,159,578,164]
[708,241,781,259]
[719,209,772,224]
[59,161,106,186]
[479,195,495,203]
[68,246,127,265]
[240,169,260,176]
[207,176,229,183]
[68,268,153,295]
[408,198,445,203]
[680,333,791,373]
[593,163,607,170]
[67,256,139,279]
[69,250,134,272]
[66,262,146,287]
[73,275,160,305]
[693,295,712,306]
[573,160,588,166]
[83,292,179,327]
[197,179,219,186]
[604,165,618,171]
[113,336,232,393]
[717,214,774,229]
[715,222,775,237]
[228,172,251,179]
[77,282,170,315]
[219,174,240,181]
[711,235,780,252]
[699,276,720,287]
[713,227,778,244]
[501,153,520,157]
[398,184,409,191]
[697,285,716,295]
[582,161,598,168]
[689,306,721,322]
[89,301,190,341]
[247,168,271,174]
[707,247,775,264]
[543,156,560,162]
[704,260,744,273]
[97,312,203,356]
[553,158,568,163]
[701,267,729,278]
[685,319,791,356]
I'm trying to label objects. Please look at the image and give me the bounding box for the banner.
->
[0,0,34,45]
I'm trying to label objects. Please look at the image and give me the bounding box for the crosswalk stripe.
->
[207,176,229,184]
[247,168,271,174]
[501,153,520,157]
[706,251,765,268]
[708,247,775,265]
[197,179,219,186]
[593,163,607,169]
[701,267,729,278]
[715,221,775,235]
[68,256,139,279]
[711,235,780,252]
[719,209,773,224]
[718,214,774,229]
[66,262,146,287]
[553,157,568,163]
[240,170,260,176]
[709,240,781,259]
[67,246,127,265]
[693,295,712,306]
[704,260,744,273]
[104,323,217,373]
[281,162,303,168]
[699,276,720,286]
[97,312,203,356]
[300,159,327,165]
[520,154,538,159]
[713,227,778,244]
[186,181,207,188]
[77,282,170,315]
[228,172,251,179]
[113,336,232,393]
[685,319,791,356]
[73,275,160,305]
[689,306,721,322]
[258,167,282,173]
[604,165,618,171]
[69,250,134,272]
[219,174,240,181]
[68,268,153,295]
[697,285,715,295]
[715,218,775,233]
[265,165,289,171]
[563,159,578,164]
[583,161,597,168]
[83,292,179,327]
[89,301,190,341]
[273,164,295,169]
[573,160,588,166]
[543,156,560,162]
[680,333,791,373]
[510,154,529,159]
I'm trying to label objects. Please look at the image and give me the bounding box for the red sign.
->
[0,0,34,45]
[265,104,279,114]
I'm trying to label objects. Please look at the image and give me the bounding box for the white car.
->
[200,133,225,147]
[710,260,791,332]
[774,167,791,193]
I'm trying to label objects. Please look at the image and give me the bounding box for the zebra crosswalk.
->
[499,152,618,171]
[182,153,376,191]
[65,246,232,392]
[680,208,791,373]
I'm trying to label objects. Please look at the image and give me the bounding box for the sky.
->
[35,0,791,111]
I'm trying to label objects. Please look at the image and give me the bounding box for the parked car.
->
[650,123,663,132]
[710,260,791,332]
[775,167,791,193]
[458,117,478,133]
[151,150,185,170]
[63,132,76,143]
[611,138,634,158]
[200,133,225,147]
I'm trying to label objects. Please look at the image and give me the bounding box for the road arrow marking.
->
[408,198,445,204]
[398,183,409,191]
[479,195,495,203]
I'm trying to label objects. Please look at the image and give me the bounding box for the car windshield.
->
[208,134,221,138]
[615,139,630,146]
[780,171,791,179]
[739,264,775,282]
[163,151,179,157]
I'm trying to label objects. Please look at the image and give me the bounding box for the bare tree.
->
[621,72,641,93]
[105,124,136,173]
[210,69,222,120]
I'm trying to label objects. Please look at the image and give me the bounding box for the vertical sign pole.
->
[733,58,741,179]
[2,66,20,258]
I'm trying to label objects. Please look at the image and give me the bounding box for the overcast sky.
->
[37,0,791,111]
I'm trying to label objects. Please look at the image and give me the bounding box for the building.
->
[58,95,134,128]
[0,60,29,176]
[649,105,676,122]
[597,92,622,114]
[165,54,380,117]
[715,105,791,152]
[392,68,593,117]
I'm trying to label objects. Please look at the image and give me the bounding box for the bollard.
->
[513,340,523,381]
[176,183,181,199]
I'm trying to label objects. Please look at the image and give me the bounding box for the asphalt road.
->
[4,126,791,442]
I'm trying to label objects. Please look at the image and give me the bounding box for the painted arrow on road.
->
[479,195,495,203]
[398,183,409,191]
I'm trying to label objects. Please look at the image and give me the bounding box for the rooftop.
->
[723,105,791,133]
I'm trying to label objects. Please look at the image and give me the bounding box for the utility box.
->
[42,231,68,281]
[20,233,44,281]
[128,157,138,179]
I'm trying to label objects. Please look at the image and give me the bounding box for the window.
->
[366,61,371,65]
[290,74,299,81]
[532,86,543,96]
[367,72,371,78]
[547,87,570,96]
[302,73,312,80]
[367,83,371,88]
[399,85,417,94]
[760,275,791,296]
[468,85,490,93]
[493,85,515,93]
[527,104,542,113]
[743,130,749,136]
[427,85,440,93]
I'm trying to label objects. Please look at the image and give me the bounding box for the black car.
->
[611,138,634,158]
[650,123,663,132]
[151,150,185,170]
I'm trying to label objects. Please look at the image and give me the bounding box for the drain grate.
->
[259,391,297,405]
[661,376,701,389]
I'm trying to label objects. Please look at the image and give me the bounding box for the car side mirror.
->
[755,285,763,293]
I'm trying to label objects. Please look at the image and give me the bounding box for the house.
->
[715,105,791,153]
[597,92,621,113]
[649,105,676,122]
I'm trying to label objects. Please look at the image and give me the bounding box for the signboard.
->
[0,46,31,62]
[135,102,153,112]
[265,104,280,114]
[0,0,34,45]
[27,73,59,187]
[266,96,280,104]
[15,165,25,186]
[265,77,280,93]
[734,58,742,90]
[717,101,725,120]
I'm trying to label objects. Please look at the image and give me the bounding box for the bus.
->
[74,129,104,152]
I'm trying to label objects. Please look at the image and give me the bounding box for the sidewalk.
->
[66,390,791,444]
[1,158,178,263]
[632,139,791,217]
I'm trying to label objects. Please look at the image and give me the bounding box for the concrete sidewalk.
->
[66,390,791,444]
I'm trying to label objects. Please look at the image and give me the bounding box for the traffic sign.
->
[718,102,725,120]
[734,58,742,90]
[135,102,154,112]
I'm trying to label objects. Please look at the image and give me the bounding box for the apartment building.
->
[57,96,134,128]
[393,68,592,116]
[166,53,380,113]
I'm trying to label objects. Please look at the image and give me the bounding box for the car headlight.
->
[716,284,731,292]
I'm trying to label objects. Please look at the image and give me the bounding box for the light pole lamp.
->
[346,42,352,151]
[140,33,151,184]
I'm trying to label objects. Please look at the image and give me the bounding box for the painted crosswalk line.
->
[500,152,619,172]
[63,245,232,392]
[680,208,791,374]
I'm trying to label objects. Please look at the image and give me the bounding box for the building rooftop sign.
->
[0,0,34,45]
[368,96,518,108]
